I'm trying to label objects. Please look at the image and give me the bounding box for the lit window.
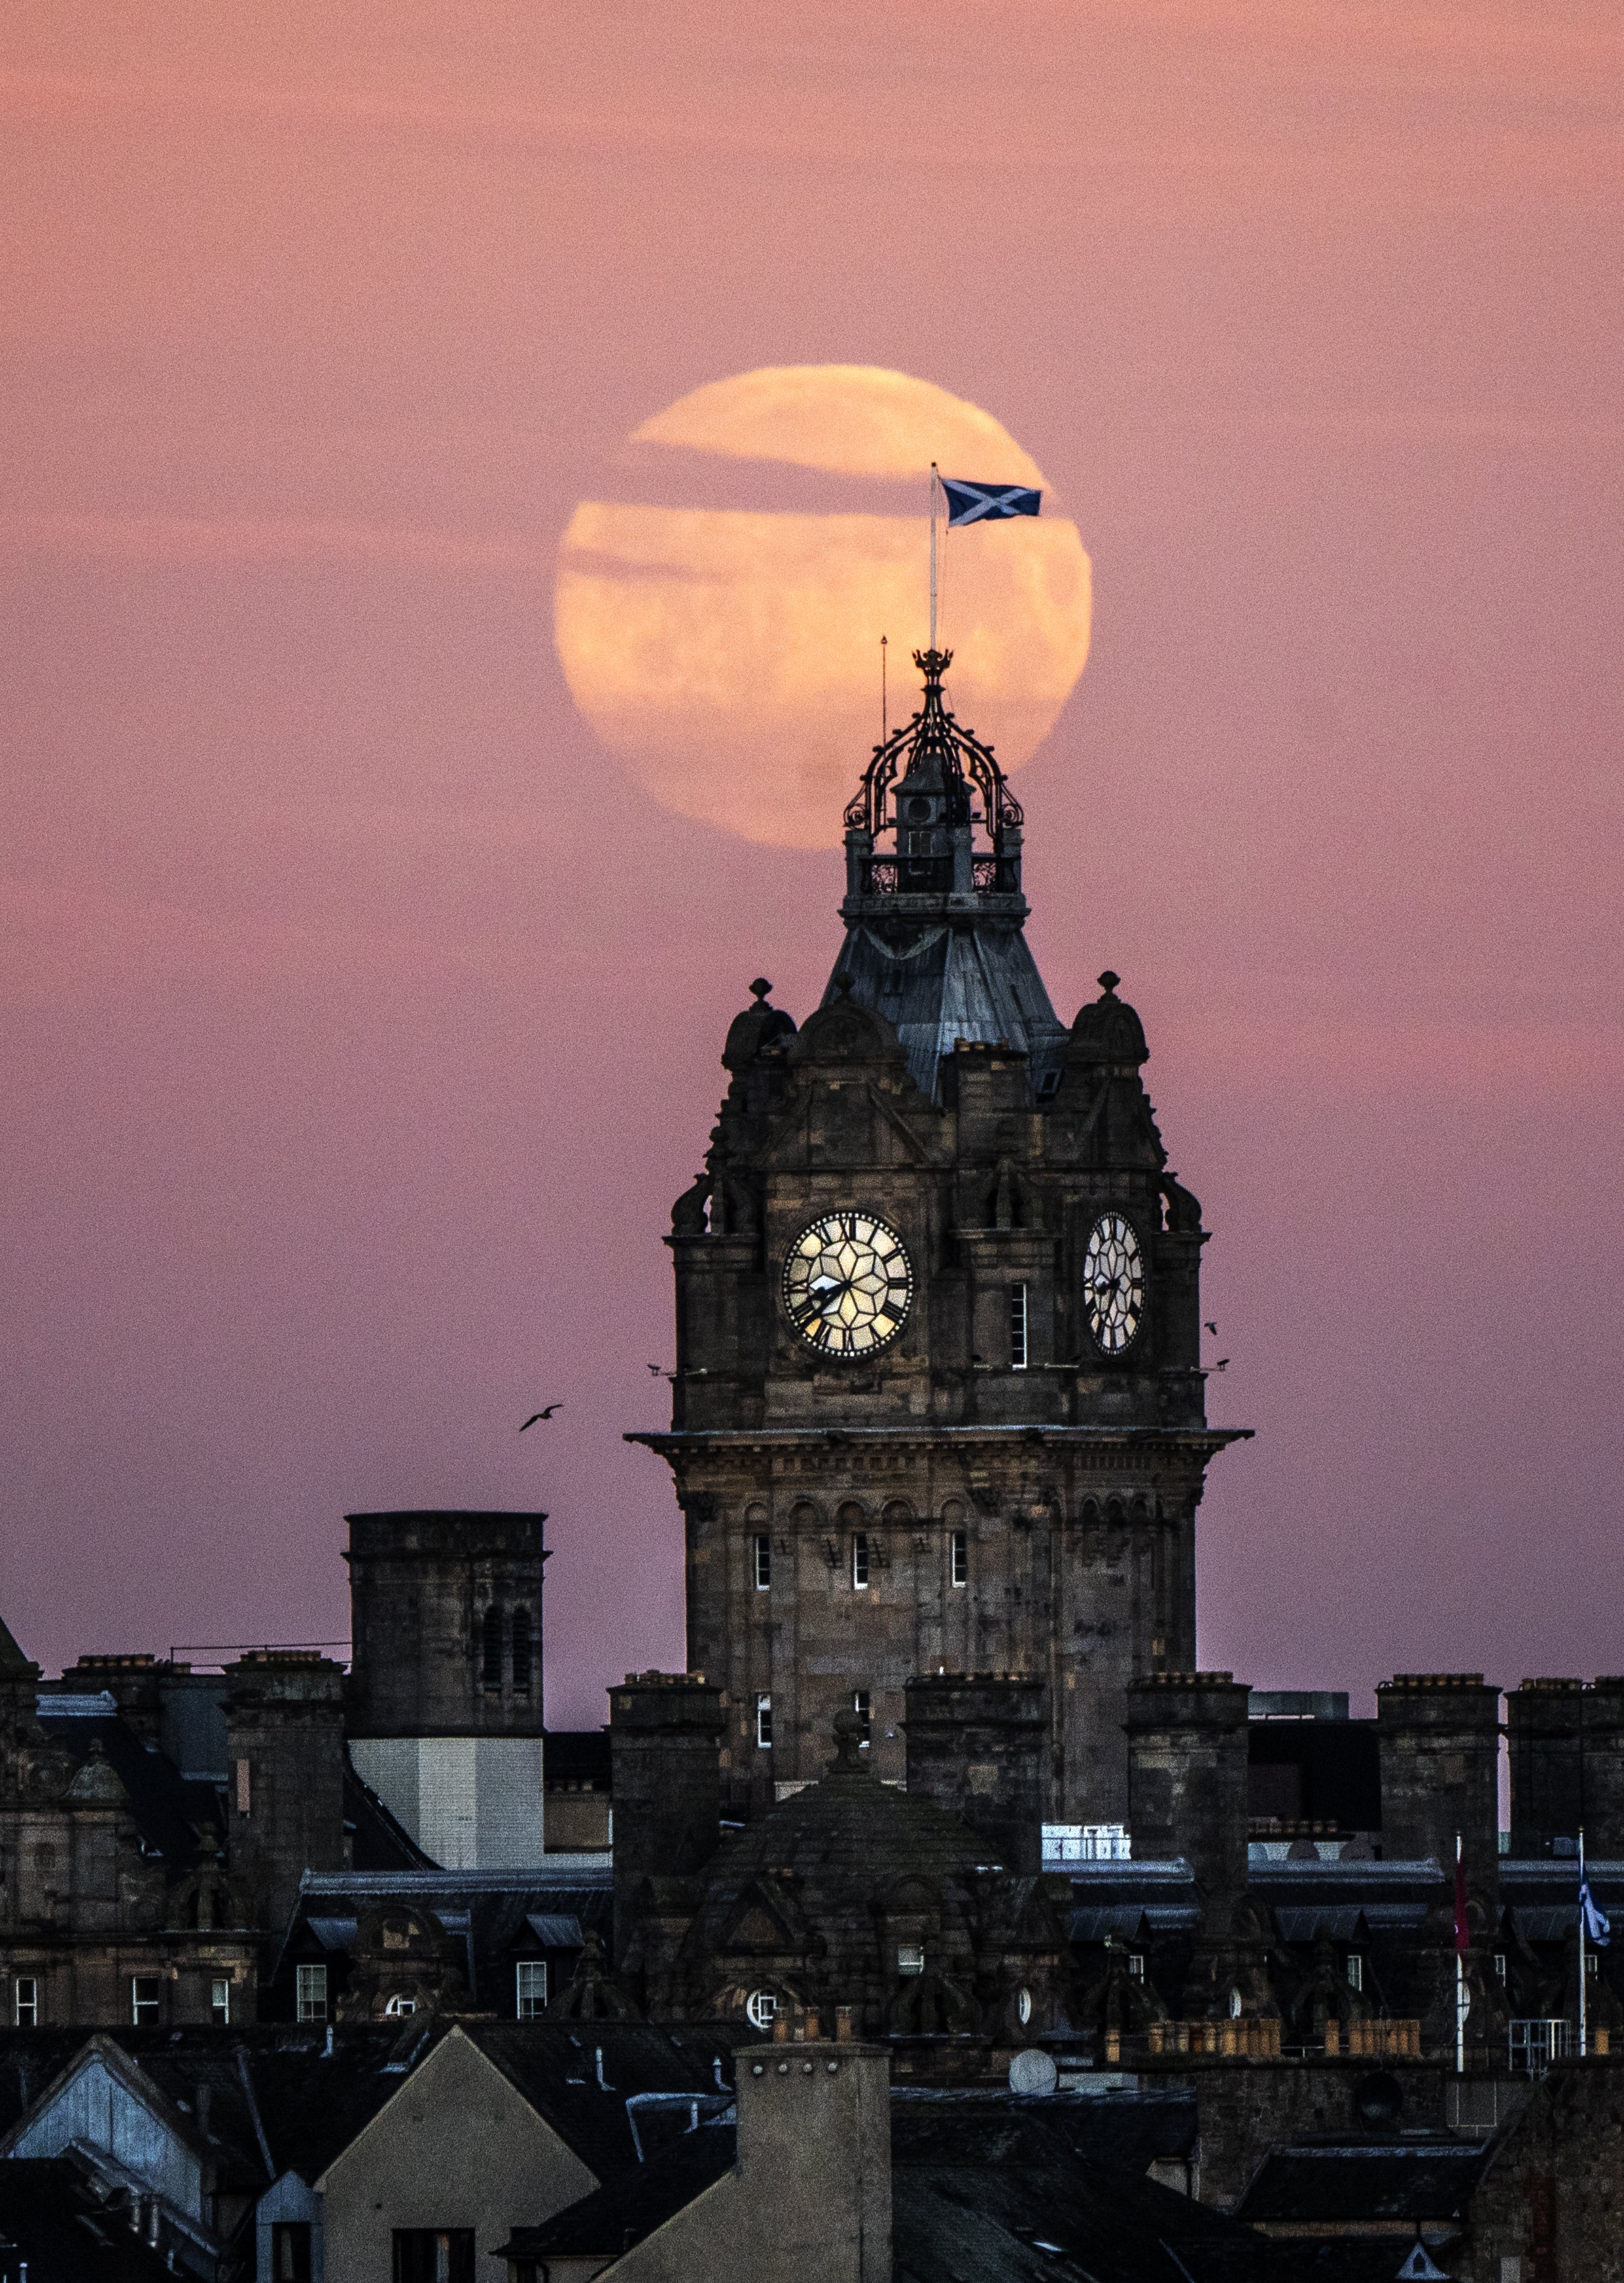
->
[745,1989,777,2029]
[516,1961,547,2019]
[296,1963,329,2023]
[14,1977,37,2027]
[853,1690,871,1745]
[754,1535,771,1590]
[950,1529,968,1588]
[1347,1955,1364,1993]
[898,1943,925,1976]
[852,1533,869,1589]
[384,1994,417,2017]
[1587,1951,1600,1978]
[756,1694,773,1749]
[1009,1283,1028,1370]
[1128,1953,1145,1981]
[131,1976,161,2028]
[234,1758,251,1816]
[1493,1953,1507,1983]
[511,1607,533,1694]
[211,1976,230,2026]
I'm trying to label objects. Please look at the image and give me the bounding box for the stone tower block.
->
[224,1651,346,1931]
[1582,1679,1624,1855]
[902,1673,1047,1873]
[1125,1672,1251,1900]
[1506,1677,1585,1853]
[1376,1673,1500,1887]
[346,1510,548,1737]
[609,1672,724,1964]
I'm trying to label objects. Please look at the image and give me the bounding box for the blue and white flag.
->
[1582,1873,1610,1948]
[940,479,1042,526]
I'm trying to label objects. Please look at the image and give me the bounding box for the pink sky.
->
[2,2,1621,1725]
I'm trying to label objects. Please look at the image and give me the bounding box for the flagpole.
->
[1455,1833,1466,2076]
[929,463,938,649]
[1580,1826,1588,2059]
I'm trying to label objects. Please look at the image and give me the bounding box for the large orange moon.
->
[554,366,1091,849]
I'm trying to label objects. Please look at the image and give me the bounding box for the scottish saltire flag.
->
[941,479,1042,525]
[1582,1872,1611,1947]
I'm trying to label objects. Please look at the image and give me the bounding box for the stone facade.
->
[631,654,1247,1824]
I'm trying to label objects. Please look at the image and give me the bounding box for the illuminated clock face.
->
[1084,1212,1144,1354]
[782,1211,913,1358]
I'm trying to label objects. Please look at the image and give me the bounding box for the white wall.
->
[349,1736,545,1867]
[10,2051,205,2220]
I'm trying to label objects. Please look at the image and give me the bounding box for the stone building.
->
[631,649,1248,1824]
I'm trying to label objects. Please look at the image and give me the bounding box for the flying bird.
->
[647,1363,663,1375]
[519,1405,562,1430]
[1209,1359,1229,1373]
[1204,1321,1218,1336]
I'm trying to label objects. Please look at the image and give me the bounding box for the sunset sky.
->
[3,2,1621,1725]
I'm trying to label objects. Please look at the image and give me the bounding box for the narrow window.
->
[1586,1950,1600,1978]
[296,1962,329,2023]
[853,1690,871,1746]
[1009,1282,1028,1370]
[516,1960,548,2019]
[851,1533,869,1590]
[211,1976,230,2026]
[897,1943,925,1976]
[1128,1952,1146,1982]
[950,1529,968,1589]
[756,1694,773,1749]
[272,2224,313,2283]
[14,1977,37,2027]
[754,1534,772,1590]
[745,1989,777,2029]
[511,1606,533,1694]
[1346,1954,1363,1993]
[234,1758,251,1816]
[481,1604,504,1692]
[1017,1986,1033,2025]
[1493,1953,1508,1983]
[131,1975,161,2028]
[392,2231,476,2283]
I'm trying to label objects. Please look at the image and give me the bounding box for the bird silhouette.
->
[1210,1359,1229,1373]
[518,1405,562,1430]
[646,1363,663,1375]
[1204,1321,1218,1336]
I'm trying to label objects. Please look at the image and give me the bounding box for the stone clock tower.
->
[631,651,1247,1824]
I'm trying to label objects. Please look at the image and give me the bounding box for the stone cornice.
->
[628,1426,1252,1457]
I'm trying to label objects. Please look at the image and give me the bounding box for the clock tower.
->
[631,650,1247,1824]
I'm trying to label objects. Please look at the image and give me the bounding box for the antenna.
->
[929,463,939,648]
[881,633,887,739]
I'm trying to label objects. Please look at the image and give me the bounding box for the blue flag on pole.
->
[1582,1873,1610,1947]
[941,480,1042,526]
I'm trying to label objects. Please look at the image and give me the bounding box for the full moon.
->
[554,366,1091,849]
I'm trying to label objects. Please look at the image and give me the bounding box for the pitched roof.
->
[499,2119,737,2261]
[0,2158,177,2280]
[890,2088,1197,2174]
[462,2023,745,2181]
[1235,2143,1485,2223]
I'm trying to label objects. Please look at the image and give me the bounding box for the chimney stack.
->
[608,1672,724,1964]
[902,1673,1046,1872]
[1376,1674,1500,1890]
[1506,1678,1585,1854]
[1125,1672,1250,1901]
[224,1652,347,1932]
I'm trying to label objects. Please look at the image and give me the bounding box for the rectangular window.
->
[756,1694,773,1749]
[1346,1954,1364,1993]
[1587,1950,1600,1977]
[234,1757,251,1816]
[853,1690,871,1746]
[897,1943,925,1976]
[516,1960,548,2019]
[1493,1953,1507,1983]
[14,1978,37,2027]
[130,1976,161,2028]
[1009,1282,1028,1370]
[211,1976,230,2027]
[272,2223,313,2283]
[1128,1952,1146,1981]
[950,1529,968,1589]
[296,1963,329,2023]
[851,1533,869,1590]
[754,1533,771,1590]
[393,2231,476,2283]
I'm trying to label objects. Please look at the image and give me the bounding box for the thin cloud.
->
[0,510,548,573]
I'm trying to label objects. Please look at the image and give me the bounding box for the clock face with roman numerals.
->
[782,1211,913,1359]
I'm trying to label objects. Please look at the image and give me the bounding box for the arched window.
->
[511,1607,533,1694]
[481,1605,504,1692]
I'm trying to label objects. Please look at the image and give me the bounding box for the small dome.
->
[722,979,797,1072]
[67,1737,128,1805]
[1067,971,1148,1067]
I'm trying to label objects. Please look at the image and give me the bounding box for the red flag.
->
[1454,1836,1468,1956]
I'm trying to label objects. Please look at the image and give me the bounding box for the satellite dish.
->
[1008,2047,1059,2095]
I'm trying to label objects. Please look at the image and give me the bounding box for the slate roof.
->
[33,1705,219,1865]
[890,2088,1197,2176]
[0,2158,177,2280]
[828,918,1069,1104]
[461,2022,746,2182]
[500,2117,737,2261]
[1236,2142,1485,2223]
